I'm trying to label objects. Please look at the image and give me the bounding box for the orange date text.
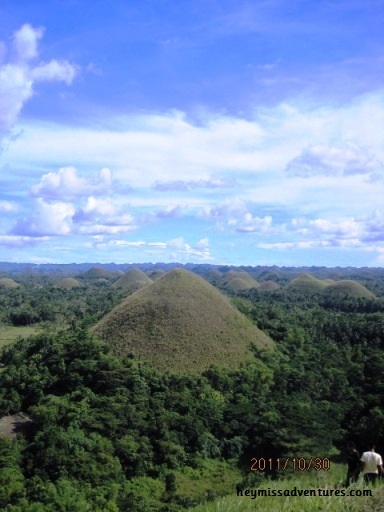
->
[250,457,330,472]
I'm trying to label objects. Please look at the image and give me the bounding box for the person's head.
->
[369,444,376,452]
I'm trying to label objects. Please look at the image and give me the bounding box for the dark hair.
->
[347,442,356,449]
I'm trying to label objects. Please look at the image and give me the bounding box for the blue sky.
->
[0,0,383,266]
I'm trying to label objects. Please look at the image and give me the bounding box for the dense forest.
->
[0,265,383,511]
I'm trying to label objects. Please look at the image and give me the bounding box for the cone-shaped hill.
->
[55,277,82,289]
[222,270,260,292]
[0,277,19,289]
[83,267,113,279]
[92,268,273,374]
[285,273,329,294]
[323,280,375,299]
[111,268,152,290]
[260,280,280,292]
[146,269,166,281]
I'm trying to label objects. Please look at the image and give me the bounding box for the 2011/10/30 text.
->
[250,457,331,472]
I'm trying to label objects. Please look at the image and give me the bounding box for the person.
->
[345,442,360,486]
[360,444,384,484]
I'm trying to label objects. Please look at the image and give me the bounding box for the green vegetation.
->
[93,268,272,373]
[0,263,383,510]
[189,464,384,512]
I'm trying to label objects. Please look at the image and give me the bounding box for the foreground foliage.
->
[0,274,383,510]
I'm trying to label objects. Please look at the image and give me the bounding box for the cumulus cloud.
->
[166,236,212,260]
[73,196,136,235]
[236,213,272,233]
[201,197,273,234]
[13,23,43,61]
[0,23,78,141]
[0,200,18,213]
[201,197,247,221]
[31,167,113,199]
[286,143,384,179]
[11,198,75,236]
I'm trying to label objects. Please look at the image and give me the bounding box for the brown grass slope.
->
[285,273,329,293]
[111,268,152,290]
[259,280,280,291]
[146,269,166,281]
[323,280,375,299]
[0,278,19,289]
[92,268,273,374]
[55,277,82,289]
[222,270,260,291]
[83,267,113,278]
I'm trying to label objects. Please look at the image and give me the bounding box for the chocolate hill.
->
[92,268,273,374]
[54,277,82,289]
[323,280,375,299]
[0,277,19,289]
[221,270,260,292]
[111,268,152,290]
[285,273,329,293]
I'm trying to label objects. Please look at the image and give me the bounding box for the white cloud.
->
[31,167,113,199]
[89,236,212,261]
[236,213,273,233]
[154,176,237,191]
[73,196,136,235]
[0,24,78,140]
[286,143,384,179]
[0,235,50,247]
[31,60,77,85]
[12,198,75,236]
[13,23,43,61]
[0,200,18,213]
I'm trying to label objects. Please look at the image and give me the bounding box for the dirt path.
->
[0,414,32,438]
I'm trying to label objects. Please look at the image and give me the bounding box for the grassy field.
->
[0,324,38,349]
[187,464,384,512]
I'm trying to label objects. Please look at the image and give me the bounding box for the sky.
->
[0,0,383,266]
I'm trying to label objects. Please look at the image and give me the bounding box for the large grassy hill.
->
[111,268,152,290]
[285,273,331,294]
[323,280,375,299]
[54,277,82,289]
[0,277,20,289]
[82,267,113,279]
[221,270,260,292]
[92,268,273,373]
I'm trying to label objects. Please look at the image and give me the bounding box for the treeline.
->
[0,286,127,327]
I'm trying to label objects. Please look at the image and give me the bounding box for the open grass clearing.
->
[188,464,384,512]
[0,324,39,349]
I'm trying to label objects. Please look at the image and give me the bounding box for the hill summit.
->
[111,268,152,290]
[92,268,272,373]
